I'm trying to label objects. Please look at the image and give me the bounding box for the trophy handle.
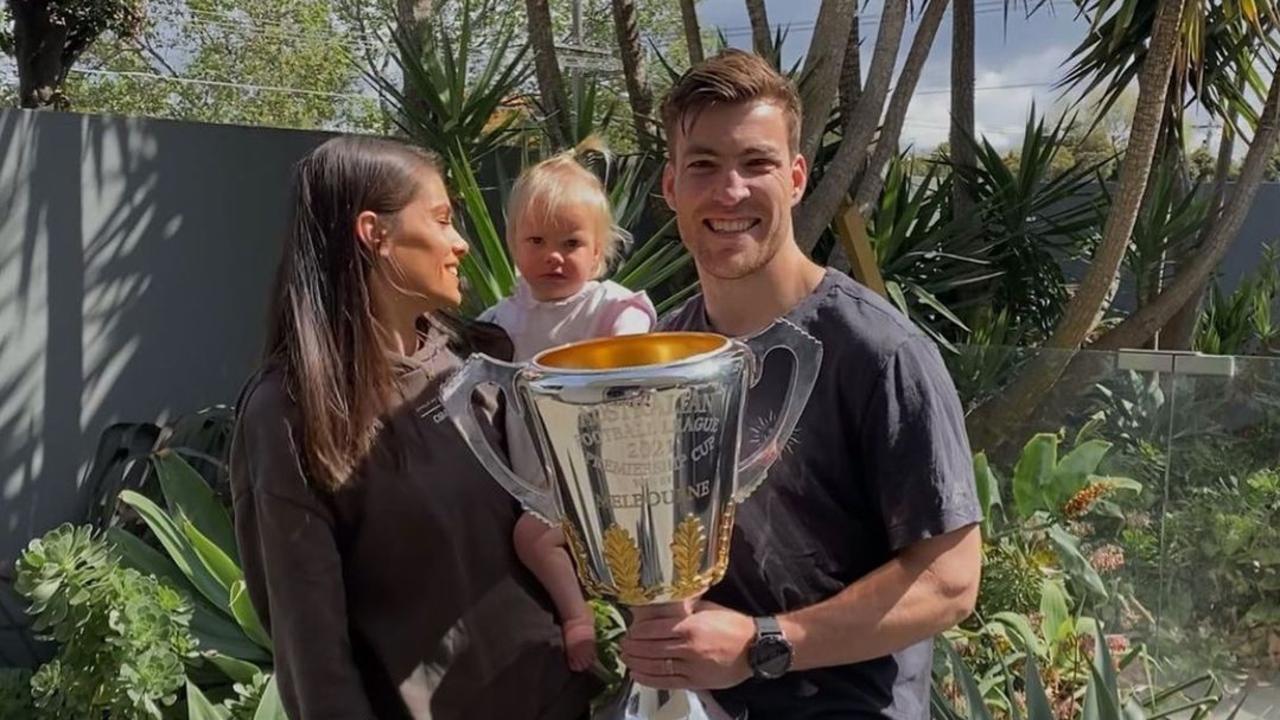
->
[440,353,561,524]
[733,319,824,503]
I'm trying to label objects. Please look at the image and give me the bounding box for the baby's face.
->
[511,202,604,302]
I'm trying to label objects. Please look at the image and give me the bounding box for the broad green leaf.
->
[230,580,273,650]
[121,490,231,616]
[943,640,992,720]
[1049,524,1109,600]
[153,450,238,562]
[973,453,1002,538]
[192,602,272,664]
[1013,434,1058,518]
[1050,440,1112,507]
[204,651,262,684]
[253,675,287,720]
[1039,579,1072,654]
[187,680,231,720]
[182,517,242,593]
[108,526,190,592]
[1023,651,1054,720]
[992,612,1040,656]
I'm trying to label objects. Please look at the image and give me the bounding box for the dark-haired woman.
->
[230,136,596,720]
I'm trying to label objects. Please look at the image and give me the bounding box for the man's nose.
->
[713,170,750,205]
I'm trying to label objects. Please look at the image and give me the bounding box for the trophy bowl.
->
[441,320,822,720]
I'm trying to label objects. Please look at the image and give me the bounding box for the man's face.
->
[663,100,807,281]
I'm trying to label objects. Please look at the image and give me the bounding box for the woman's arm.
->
[232,382,376,720]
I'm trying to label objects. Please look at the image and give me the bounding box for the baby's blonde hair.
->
[506,136,631,277]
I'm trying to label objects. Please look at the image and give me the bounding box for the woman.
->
[230,136,596,719]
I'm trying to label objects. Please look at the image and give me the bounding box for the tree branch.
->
[1092,67,1280,351]
[798,0,856,164]
[795,0,907,254]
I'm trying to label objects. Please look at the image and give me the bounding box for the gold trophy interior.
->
[534,332,729,371]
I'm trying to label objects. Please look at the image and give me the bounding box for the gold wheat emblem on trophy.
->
[669,515,708,599]
[602,524,655,604]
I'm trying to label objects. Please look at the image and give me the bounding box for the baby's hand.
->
[562,616,598,672]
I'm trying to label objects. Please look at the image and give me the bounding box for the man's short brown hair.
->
[661,48,803,156]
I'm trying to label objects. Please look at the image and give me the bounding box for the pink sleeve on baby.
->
[593,290,658,337]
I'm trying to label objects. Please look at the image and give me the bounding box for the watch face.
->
[751,636,793,679]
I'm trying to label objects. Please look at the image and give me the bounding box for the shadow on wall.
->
[0,109,332,666]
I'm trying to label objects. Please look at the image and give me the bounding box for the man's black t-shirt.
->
[659,270,981,719]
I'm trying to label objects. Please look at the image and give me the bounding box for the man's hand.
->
[619,601,755,690]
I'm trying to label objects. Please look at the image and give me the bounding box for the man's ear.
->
[661,161,678,212]
[355,210,388,256]
[790,153,809,206]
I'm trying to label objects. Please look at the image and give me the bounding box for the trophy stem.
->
[591,601,738,720]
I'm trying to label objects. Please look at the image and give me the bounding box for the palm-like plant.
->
[946,109,1112,338]
[865,158,1000,352]
[368,1,530,166]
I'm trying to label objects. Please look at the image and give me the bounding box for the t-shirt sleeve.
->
[231,383,376,720]
[858,337,981,551]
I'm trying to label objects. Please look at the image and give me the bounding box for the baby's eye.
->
[564,238,585,249]
[526,236,544,245]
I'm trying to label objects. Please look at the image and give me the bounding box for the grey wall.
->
[0,109,332,665]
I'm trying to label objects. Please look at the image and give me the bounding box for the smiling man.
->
[618,49,984,719]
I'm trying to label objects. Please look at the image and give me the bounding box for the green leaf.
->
[1048,524,1109,600]
[944,640,993,720]
[230,580,272,650]
[182,517,242,594]
[253,675,287,720]
[191,602,272,664]
[203,651,261,685]
[973,453,1002,537]
[1013,434,1058,518]
[1023,650,1055,720]
[1039,579,1072,653]
[1050,440,1112,507]
[121,490,232,616]
[108,526,191,592]
[187,680,230,720]
[153,450,239,563]
[992,612,1040,656]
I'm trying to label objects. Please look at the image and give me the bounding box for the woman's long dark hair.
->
[265,135,443,491]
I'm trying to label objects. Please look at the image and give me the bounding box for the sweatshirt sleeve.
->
[230,376,376,720]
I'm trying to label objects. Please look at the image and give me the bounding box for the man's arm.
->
[619,523,981,689]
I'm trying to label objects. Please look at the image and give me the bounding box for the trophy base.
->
[592,677,738,720]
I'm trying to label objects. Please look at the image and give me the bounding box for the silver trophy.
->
[441,320,822,720]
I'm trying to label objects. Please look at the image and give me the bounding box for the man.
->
[618,49,983,719]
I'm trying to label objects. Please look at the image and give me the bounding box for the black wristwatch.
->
[748,615,793,680]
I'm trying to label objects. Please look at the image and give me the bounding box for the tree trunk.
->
[1092,69,1280,351]
[745,0,772,58]
[950,0,976,215]
[525,0,573,148]
[679,0,704,65]
[963,0,1186,454]
[1162,118,1238,349]
[10,0,71,108]
[611,0,656,154]
[1044,0,1186,350]
[798,0,857,164]
[839,0,862,125]
[395,0,435,112]
[848,0,948,216]
[795,0,907,254]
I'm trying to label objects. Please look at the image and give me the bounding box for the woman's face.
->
[373,168,468,311]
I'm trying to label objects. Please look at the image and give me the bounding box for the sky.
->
[687,0,1208,153]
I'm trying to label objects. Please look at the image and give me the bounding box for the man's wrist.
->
[748,615,795,679]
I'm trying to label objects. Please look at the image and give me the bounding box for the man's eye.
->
[688,160,714,169]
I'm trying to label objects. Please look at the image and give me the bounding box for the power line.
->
[0,61,372,101]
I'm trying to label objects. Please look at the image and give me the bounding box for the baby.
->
[481,141,657,671]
